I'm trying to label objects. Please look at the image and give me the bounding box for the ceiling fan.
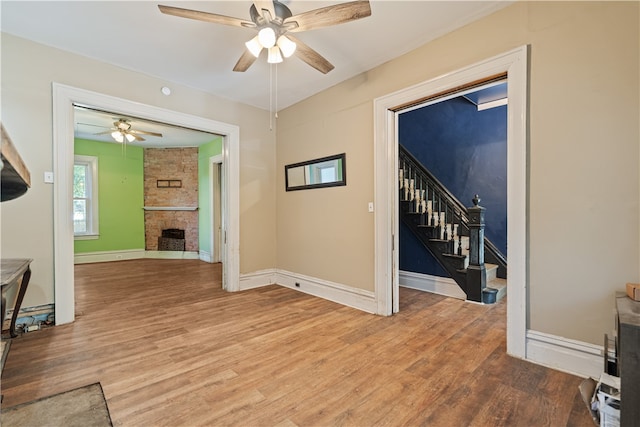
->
[94,119,163,143]
[158,0,372,74]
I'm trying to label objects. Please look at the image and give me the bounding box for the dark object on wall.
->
[285,153,346,191]
[158,228,185,251]
[157,179,182,188]
[1,124,31,202]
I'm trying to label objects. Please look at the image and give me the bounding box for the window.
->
[73,155,99,239]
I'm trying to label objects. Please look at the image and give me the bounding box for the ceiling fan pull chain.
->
[269,63,273,131]
[275,63,279,120]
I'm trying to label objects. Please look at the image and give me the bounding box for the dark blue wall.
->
[398,97,507,277]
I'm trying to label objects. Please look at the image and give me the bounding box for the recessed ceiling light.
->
[161,87,171,96]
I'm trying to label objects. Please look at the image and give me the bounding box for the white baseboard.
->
[74,249,145,264]
[276,269,377,314]
[74,249,201,264]
[239,269,277,290]
[145,251,200,260]
[399,270,466,300]
[6,303,55,321]
[237,268,377,314]
[526,330,603,379]
[199,250,212,263]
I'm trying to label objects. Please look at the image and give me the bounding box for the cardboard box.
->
[626,282,640,301]
[579,377,599,426]
[591,373,621,427]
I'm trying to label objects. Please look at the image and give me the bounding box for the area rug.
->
[1,382,112,427]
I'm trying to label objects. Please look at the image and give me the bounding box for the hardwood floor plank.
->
[0,259,592,426]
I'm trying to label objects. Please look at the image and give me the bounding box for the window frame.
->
[73,154,99,239]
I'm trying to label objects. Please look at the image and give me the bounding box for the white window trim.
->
[74,154,99,239]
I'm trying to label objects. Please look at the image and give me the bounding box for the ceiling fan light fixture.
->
[245,35,263,57]
[159,0,372,73]
[111,131,124,143]
[277,35,296,58]
[125,133,136,143]
[267,46,283,64]
[258,27,276,48]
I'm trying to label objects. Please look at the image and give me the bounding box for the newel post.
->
[466,195,486,302]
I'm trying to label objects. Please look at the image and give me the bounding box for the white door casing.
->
[52,83,240,325]
[373,46,529,358]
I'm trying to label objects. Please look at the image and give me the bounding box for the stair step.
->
[487,277,507,302]
[486,263,498,282]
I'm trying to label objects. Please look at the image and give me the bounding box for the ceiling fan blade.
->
[284,1,371,32]
[158,5,255,28]
[131,134,146,142]
[253,1,275,22]
[286,35,334,74]
[130,129,163,138]
[78,122,109,129]
[93,130,114,136]
[233,49,258,72]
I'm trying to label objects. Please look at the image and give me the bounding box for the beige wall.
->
[0,33,277,307]
[276,1,639,344]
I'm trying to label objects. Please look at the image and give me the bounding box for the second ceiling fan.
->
[95,119,163,143]
[158,0,371,74]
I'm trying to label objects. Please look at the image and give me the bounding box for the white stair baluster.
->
[409,179,414,201]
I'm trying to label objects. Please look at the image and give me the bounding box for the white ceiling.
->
[1,0,513,112]
[3,1,512,147]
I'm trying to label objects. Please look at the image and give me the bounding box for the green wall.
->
[74,139,145,253]
[198,138,223,256]
[74,137,221,256]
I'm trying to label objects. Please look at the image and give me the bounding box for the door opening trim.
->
[373,45,529,358]
[52,83,240,325]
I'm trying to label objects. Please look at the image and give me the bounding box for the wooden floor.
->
[1,259,592,426]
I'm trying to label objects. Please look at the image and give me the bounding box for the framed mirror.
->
[285,153,346,191]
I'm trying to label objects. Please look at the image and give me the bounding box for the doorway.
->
[397,80,508,301]
[53,83,240,325]
[73,106,219,262]
[210,156,223,264]
[373,46,529,358]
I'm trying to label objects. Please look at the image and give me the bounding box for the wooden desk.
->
[1,258,32,338]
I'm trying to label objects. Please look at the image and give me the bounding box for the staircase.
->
[399,145,507,304]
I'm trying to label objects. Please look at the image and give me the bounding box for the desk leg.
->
[8,267,31,338]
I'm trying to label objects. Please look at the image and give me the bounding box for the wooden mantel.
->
[1,124,31,202]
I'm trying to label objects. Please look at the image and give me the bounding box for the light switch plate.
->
[368,202,374,212]
[44,171,54,183]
